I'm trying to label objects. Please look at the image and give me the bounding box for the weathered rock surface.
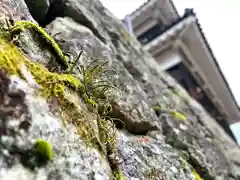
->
[0,71,111,180]
[0,0,240,180]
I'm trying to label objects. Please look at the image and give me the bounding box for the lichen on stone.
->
[0,23,124,179]
[9,20,69,69]
[0,35,97,146]
[152,105,187,121]
[180,157,204,180]
[191,169,204,180]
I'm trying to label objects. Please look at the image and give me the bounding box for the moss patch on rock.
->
[1,25,115,145]
[9,20,69,69]
[0,23,124,178]
[33,139,55,161]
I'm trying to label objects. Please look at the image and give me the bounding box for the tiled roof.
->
[143,15,196,50]
[129,0,180,19]
[189,10,240,110]
[169,0,180,17]
[129,0,151,17]
[128,0,239,111]
[143,9,239,111]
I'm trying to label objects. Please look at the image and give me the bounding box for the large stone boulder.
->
[0,0,239,179]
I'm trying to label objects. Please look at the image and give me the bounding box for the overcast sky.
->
[100,0,240,107]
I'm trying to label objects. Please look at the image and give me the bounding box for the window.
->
[137,23,164,45]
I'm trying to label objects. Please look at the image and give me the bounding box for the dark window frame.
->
[137,23,164,44]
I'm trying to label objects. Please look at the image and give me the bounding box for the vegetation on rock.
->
[9,20,69,69]
[33,139,55,161]
[180,156,204,180]
[0,19,124,179]
[152,105,187,121]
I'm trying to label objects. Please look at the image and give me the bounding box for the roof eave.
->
[193,14,240,111]
[129,0,179,23]
[144,11,240,114]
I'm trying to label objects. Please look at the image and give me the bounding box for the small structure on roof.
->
[123,0,240,142]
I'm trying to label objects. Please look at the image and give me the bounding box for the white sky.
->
[100,0,240,106]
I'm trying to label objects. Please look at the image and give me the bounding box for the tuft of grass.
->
[79,57,119,100]
[0,18,127,180]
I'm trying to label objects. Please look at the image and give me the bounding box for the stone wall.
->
[0,0,240,179]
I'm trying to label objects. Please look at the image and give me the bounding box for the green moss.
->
[180,157,204,180]
[9,20,69,69]
[171,111,187,121]
[191,169,204,180]
[0,33,102,147]
[33,139,54,161]
[171,89,190,105]
[152,105,187,121]
[0,22,124,180]
[0,38,25,77]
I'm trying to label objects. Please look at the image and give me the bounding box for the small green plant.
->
[19,139,54,170]
[65,51,120,105]
[80,58,119,99]
[33,139,55,161]
[0,20,125,179]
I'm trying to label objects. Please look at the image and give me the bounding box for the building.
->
[122,0,240,142]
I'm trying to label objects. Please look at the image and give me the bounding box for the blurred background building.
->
[122,0,240,142]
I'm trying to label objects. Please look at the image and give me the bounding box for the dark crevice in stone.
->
[24,0,107,44]
[24,0,64,27]
[41,0,65,27]
[62,9,107,44]
[47,1,106,44]
[123,61,142,79]
[110,102,159,135]
[187,156,214,180]
[108,31,119,48]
